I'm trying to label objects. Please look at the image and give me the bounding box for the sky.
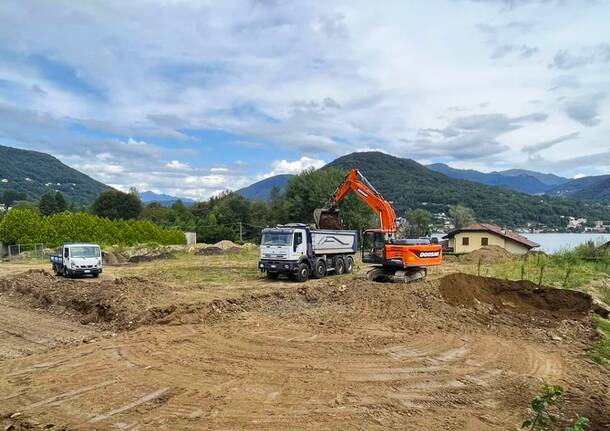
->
[0,0,609,200]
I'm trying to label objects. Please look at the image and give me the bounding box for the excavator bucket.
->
[314,207,343,230]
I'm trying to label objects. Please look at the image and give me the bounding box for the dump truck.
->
[50,243,103,278]
[259,224,357,282]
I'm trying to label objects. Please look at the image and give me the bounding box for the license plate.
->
[271,265,276,268]
[84,270,90,273]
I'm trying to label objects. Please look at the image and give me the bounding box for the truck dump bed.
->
[311,230,358,255]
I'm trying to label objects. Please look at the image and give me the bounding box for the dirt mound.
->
[466,245,515,264]
[439,273,593,320]
[197,246,223,255]
[213,240,241,250]
[195,244,244,255]
[0,270,165,330]
[102,251,128,265]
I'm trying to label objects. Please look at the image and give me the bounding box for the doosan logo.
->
[418,251,440,258]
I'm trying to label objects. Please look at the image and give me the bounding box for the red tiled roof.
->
[443,223,540,249]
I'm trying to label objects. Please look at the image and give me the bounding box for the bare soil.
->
[0,268,609,430]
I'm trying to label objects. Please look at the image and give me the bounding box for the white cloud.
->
[262,157,326,178]
[1,0,610,191]
[573,173,586,179]
[165,160,191,170]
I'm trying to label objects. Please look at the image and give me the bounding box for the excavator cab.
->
[361,230,387,264]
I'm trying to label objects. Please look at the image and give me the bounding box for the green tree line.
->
[0,209,185,247]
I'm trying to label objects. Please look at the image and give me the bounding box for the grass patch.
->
[590,316,610,368]
[487,252,605,290]
[114,249,263,286]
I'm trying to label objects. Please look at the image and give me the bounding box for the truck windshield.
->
[261,232,292,246]
[70,246,100,258]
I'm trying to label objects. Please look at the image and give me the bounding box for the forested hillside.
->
[326,152,609,228]
[0,145,111,205]
[427,163,561,194]
[237,174,293,200]
[547,175,610,201]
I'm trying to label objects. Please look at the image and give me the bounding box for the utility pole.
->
[239,222,243,242]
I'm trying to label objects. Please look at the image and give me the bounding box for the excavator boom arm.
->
[329,169,397,232]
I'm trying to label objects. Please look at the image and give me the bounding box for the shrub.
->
[0,208,185,247]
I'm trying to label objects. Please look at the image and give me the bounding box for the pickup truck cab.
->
[50,243,102,278]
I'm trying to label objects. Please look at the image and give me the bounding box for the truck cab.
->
[259,226,308,277]
[50,243,103,278]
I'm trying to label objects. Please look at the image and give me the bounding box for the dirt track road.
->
[1,270,609,430]
[0,301,98,360]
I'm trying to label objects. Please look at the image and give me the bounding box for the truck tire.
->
[335,257,345,275]
[92,272,99,278]
[293,263,310,282]
[345,256,354,274]
[311,259,326,279]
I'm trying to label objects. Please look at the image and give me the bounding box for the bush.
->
[0,208,185,247]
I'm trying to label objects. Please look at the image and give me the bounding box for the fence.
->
[5,243,46,263]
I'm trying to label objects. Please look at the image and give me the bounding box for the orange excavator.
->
[314,169,442,283]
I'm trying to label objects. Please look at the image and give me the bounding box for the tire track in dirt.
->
[0,302,99,360]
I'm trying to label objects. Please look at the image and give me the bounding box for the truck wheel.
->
[335,257,345,275]
[311,259,326,279]
[345,256,354,274]
[266,272,280,280]
[92,272,99,278]
[293,263,310,282]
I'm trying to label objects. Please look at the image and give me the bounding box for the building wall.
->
[502,239,530,255]
[451,231,530,255]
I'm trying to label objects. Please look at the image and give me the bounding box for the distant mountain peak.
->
[140,191,194,206]
[237,174,293,200]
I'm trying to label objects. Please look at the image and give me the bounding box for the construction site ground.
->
[1,250,609,430]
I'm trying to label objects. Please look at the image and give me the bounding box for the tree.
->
[1,189,27,206]
[92,190,143,220]
[39,192,58,216]
[449,205,476,229]
[405,208,432,237]
[39,191,67,216]
[55,191,67,213]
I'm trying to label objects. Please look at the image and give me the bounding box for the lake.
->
[522,233,610,254]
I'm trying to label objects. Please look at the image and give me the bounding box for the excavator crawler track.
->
[365,267,428,283]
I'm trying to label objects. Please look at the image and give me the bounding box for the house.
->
[443,223,539,255]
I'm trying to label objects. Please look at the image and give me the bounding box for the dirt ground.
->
[0,254,609,430]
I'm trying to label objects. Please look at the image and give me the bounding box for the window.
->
[70,246,100,258]
[462,237,470,246]
[293,232,303,250]
[261,232,291,246]
[481,237,489,246]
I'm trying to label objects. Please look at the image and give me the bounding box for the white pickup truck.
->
[50,243,103,278]
[259,224,358,282]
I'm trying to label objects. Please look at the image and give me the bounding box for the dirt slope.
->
[0,273,609,430]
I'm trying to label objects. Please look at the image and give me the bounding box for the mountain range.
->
[324,152,608,227]
[139,191,195,206]
[1,143,608,224]
[426,163,568,194]
[0,144,110,206]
